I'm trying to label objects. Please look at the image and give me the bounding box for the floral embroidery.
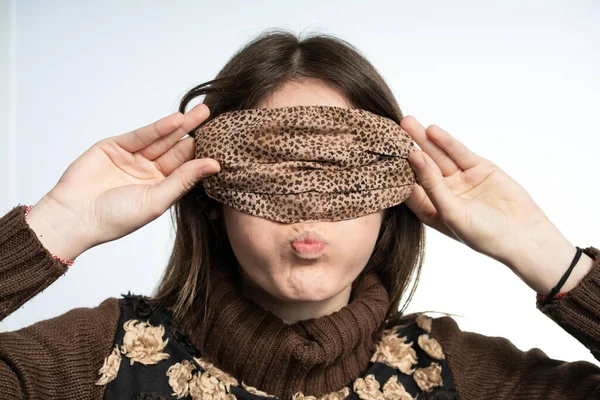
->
[415,313,432,333]
[413,362,443,392]
[120,319,170,365]
[370,327,418,374]
[320,387,351,400]
[354,374,384,400]
[354,374,414,400]
[95,344,122,385]
[194,357,239,393]
[417,334,445,360]
[242,381,276,397]
[166,359,196,398]
[100,308,453,398]
[292,386,351,400]
[381,375,415,400]
[163,357,240,399]
[189,370,236,399]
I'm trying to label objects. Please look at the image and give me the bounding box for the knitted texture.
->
[182,256,390,399]
[1,203,600,399]
[0,204,69,320]
[0,205,122,399]
[429,246,600,399]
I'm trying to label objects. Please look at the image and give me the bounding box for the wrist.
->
[504,222,593,294]
[25,197,91,262]
[548,250,594,294]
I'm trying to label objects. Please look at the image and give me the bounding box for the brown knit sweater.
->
[1,204,599,399]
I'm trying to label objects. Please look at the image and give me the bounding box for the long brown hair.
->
[151,28,426,334]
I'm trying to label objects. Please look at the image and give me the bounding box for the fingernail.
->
[200,164,219,175]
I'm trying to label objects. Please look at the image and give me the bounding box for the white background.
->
[1,0,598,367]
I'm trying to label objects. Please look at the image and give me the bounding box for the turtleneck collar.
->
[182,253,390,399]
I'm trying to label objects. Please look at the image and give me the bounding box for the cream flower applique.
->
[354,374,384,400]
[370,326,418,374]
[189,370,236,400]
[291,386,351,400]
[194,357,240,393]
[354,374,414,400]
[165,357,240,399]
[417,334,445,360]
[415,313,432,334]
[120,319,170,365]
[413,362,443,392]
[167,359,197,398]
[241,381,277,398]
[95,344,122,386]
[381,375,415,400]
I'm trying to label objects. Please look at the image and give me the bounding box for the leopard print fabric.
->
[193,105,416,223]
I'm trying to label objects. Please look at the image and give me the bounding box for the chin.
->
[280,289,334,303]
[274,270,348,302]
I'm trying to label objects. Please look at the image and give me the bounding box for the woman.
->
[1,30,598,400]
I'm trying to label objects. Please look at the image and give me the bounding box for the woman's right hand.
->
[26,104,220,262]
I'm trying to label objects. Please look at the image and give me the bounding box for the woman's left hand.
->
[400,115,593,295]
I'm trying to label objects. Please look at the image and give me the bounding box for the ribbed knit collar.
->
[183,254,390,399]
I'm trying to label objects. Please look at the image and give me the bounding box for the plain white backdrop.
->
[1,0,598,367]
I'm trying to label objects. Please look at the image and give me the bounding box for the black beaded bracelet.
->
[540,246,583,307]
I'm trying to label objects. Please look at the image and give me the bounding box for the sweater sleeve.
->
[0,204,71,320]
[0,204,123,398]
[0,297,122,399]
[429,246,600,399]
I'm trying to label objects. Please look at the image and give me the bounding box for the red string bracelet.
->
[536,246,584,305]
[536,291,568,302]
[24,205,75,267]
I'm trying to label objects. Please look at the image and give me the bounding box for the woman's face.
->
[219,78,385,304]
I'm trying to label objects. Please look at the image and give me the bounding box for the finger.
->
[138,104,210,161]
[113,104,207,155]
[153,136,196,176]
[113,112,185,154]
[401,116,460,176]
[404,183,436,221]
[405,184,460,240]
[425,124,483,171]
[147,159,220,214]
[408,149,462,221]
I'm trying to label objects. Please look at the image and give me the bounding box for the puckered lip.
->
[290,229,328,244]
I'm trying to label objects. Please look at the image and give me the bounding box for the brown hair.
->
[151,28,426,335]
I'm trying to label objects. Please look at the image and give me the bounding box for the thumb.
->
[408,150,460,221]
[148,159,220,213]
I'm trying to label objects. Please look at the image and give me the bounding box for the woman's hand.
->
[26,104,220,261]
[400,115,593,294]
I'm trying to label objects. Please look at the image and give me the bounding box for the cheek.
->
[348,214,382,246]
[224,214,277,264]
[339,217,383,265]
